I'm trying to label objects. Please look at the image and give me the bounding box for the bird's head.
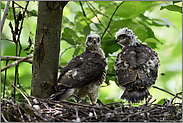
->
[115,27,138,46]
[86,34,101,51]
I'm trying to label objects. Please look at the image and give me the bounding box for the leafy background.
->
[1,1,182,104]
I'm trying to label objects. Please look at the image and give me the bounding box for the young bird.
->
[114,27,160,103]
[49,34,108,105]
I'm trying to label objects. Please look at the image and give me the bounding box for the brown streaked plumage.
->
[49,34,108,104]
[114,28,160,103]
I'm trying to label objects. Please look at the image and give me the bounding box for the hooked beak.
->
[93,38,97,44]
[115,37,119,43]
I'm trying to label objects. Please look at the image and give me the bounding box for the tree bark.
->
[31,1,68,98]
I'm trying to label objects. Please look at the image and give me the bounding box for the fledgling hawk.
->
[114,27,160,103]
[50,34,108,104]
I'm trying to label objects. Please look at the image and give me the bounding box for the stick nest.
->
[1,95,182,122]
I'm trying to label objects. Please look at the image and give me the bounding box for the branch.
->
[1,55,33,63]
[101,1,125,40]
[11,85,32,107]
[1,38,14,42]
[79,1,86,17]
[1,1,10,34]
[87,2,110,19]
[152,85,182,100]
[59,44,83,61]
[1,54,33,72]
[17,1,30,56]
[1,113,8,122]
[1,55,64,69]
[120,106,157,121]
[3,60,9,99]
[86,2,113,38]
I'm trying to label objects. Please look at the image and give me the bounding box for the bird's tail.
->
[121,88,150,103]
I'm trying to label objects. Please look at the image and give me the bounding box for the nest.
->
[1,95,182,122]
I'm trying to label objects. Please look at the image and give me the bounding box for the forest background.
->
[1,1,182,104]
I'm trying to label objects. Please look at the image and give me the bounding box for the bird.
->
[49,34,108,105]
[114,27,160,103]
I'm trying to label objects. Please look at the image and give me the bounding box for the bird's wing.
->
[56,51,107,91]
[115,43,159,87]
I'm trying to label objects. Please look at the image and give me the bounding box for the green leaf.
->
[1,2,5,9]
[73,46,80,56]
[145,38,160,44]
[63,16,74,26]
[62,27,79,45]
[160,5,182,13]
[6,12,14,20]
[89,23,103,33]
[157,98,168,105]
[83,25,91,36]
[29,10,38,17]
[130,26,147,42]
[93,1,112,6]
[101,37,121,56]
[172,1,182,5]
[76,22,85,31]
[115,1,147,18]
[139,22,162,46]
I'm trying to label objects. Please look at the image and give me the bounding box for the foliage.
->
[1,1,182,104]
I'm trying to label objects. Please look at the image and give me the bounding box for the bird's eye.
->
[88,37,92,42]
[119,34,127,39]
[97,37,100,42]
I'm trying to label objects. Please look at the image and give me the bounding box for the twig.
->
[86,2,113,37]
[72,94,92,105]
[101,1,125,40]
[1,113,8,122]
[87,2,110,19]
[1,55,63,69]
[11,84,32,107]
[1,38,14,42]
[17,1,29,56]
[34,112,48,122]
[79,1,86,17]
[152,86,182,99]
[120,106,157,121]
[14,1,25,9]
[1,55,33,63]
[170,92,182,104]
[12,1,18,103]
[59,44,83,61]
[3,60,9,99]
[1,1,10,34]
[1,54,33,72]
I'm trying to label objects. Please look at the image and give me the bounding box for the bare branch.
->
[79,1,86,17]
[59,44,83,62]
[11,84,32,107]
[101,1,125,40]
[3,60,9,99]
[1,54,33,72]
[1,55,33,63]
[152,86,182,99]
[1,38,14,42]
[1,55,64,69]
[120,106,157,121]
[86,2,113,37]
[1,113,8,122]
[17,1,30,56]
[1,1,10,34]
[87,2,110,19]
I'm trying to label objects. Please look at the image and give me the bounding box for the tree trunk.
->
[31,1,68,98]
